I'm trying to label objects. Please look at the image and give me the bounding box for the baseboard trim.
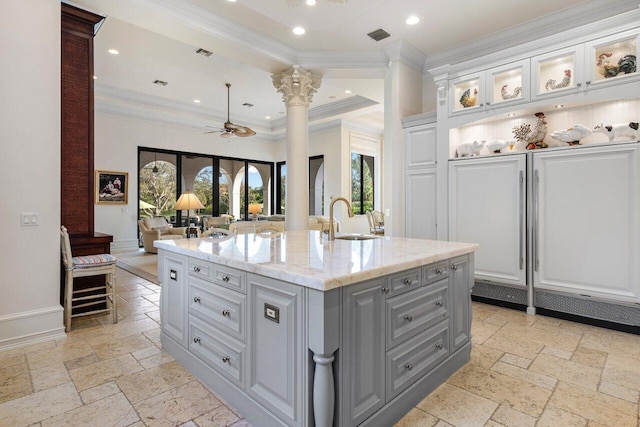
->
[111,239,139,252]
[0,306,65,351]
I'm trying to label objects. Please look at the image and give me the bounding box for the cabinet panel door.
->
[531,45,584,100]
[405,123,437,168]
[160,252,188,347]
[449,156,526,287]
[585,29,640,90]
[406,169,437,239]
[534,145,640,303]
[247,274,303,426]
[449,73,485,116]
[450,256,471,352]
[486,59,530,108]
[342,278,385,426]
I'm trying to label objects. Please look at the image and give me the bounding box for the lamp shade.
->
[174,189,205,211]
[248,203,262,214]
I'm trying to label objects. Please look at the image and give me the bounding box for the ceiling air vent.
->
[195,48,213,57]
[153,80,168,86]
[242,103,254,108]
[367,28,390,42]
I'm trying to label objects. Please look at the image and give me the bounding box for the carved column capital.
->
[272,66,322,108]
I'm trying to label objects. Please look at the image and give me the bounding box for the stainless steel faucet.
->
[328,197,354,241]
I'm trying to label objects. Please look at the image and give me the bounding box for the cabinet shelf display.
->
[593,37,637,81]
[453,79,480,111]
[538,54,574,93]
[493,69,523,103]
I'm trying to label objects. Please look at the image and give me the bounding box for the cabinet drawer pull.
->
[193,266,201,273]
[222,356,230,363]
[403,278,412,285]
[381,287,390,294]
[222,274,230,282]
[222,309,230,317]
[435,268,443,275]
[405,363,413,371]
[193,337,201,344]
[404,314,413,322]
[193,296,201,303]
[435,343,443,350]
[435,301,443,307]
[451,265,458,271]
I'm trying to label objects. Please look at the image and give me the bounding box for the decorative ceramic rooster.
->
[597,53,637,78]
[459,88,478,108]
[550,124,592,145]
[501,84,522,100]
[545,69,572,91]
[513,112,548,149]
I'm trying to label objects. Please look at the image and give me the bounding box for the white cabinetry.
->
[449,155,526,288]
[160,252,188,347]
[533,144,640,303]
[404,120,438,239]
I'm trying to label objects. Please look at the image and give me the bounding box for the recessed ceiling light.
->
[265,116,271,119]
[555,104,564,109]
[507,113,516,117]
[193,99,201,103]
[293,26,306,35]
[306,0,316,5]
[406,16,419,25]
[345,89,352,94]
[227,0,236,2]
[108,49,119,55]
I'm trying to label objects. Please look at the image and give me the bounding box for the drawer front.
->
[189,277,246,343]
[189,315,245,388]
[386,281,448,349]
[423,262,449,285]
[388,268,421,296]
[213,264,246,294]
[188,258,213,280]
[386,320,449,400]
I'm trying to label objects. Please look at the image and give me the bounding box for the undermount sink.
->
[334,234,380,241]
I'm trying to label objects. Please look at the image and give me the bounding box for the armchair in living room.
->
[138,217,187,253]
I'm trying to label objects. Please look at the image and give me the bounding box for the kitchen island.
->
[155,230,478,427]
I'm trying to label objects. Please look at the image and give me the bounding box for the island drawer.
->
[213,264,246,294]
[189,277,246,343]
[188,258,213,281]
[386,280,448,349]
[189,315,246,389]
[388,268,421,296]
[386,319,449,400]
[423,262,449,285]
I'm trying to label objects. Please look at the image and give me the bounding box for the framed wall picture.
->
[95,170,128,204]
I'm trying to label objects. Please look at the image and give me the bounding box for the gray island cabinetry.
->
[156,231,477,427]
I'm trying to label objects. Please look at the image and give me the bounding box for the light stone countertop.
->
[154,230,478,291]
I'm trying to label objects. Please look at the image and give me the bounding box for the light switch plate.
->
[21,212,38,226]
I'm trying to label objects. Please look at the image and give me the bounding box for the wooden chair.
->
[366,211,385,235]
[60,226,117,332]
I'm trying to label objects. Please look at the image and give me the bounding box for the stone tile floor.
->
[1,267,640,426]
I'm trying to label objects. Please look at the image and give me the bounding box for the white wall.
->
[0,0,65,349]
[94,112,281,249]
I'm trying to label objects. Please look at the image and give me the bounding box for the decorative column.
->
[272,66,322,231]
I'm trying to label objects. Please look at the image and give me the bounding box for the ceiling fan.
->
[285,0,347,6]
[206,83,255,138]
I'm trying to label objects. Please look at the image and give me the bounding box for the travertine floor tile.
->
[537,405,587,427]
[499,353,532,369]
[131,345,161,360]
[90,333,154,360]
[41,392,139,427]
[0,382,82,426]
[416,383,498,426]
[0,348,27,368]
[491,361,557,390]
[570,346,607,369]
[394,407,438,427]
[602,352,640,392]
[529,353,601,390]
[598,381,639,403]
[549,381,637,426]
[500,322,581,352]
[465,343,503,369]
[26,341,93,371]
[69,353,143,391]
[116,360,194,404]
[491,403,536,427]
[0,362,32,404]
[31,362,71,391]
[192,404,241,427]
[482,330,544,360]
[134,380,223,427]
[470,320,502,344]
[447,363,551,416]
[79,381,121,404]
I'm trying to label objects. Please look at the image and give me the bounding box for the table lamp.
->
[174,189,205,238]
[248,203,262,221]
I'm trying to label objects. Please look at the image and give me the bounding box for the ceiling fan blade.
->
[233,126,256,137]
[220,131,235,139]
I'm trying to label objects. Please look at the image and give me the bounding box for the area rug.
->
[115,249,159,284]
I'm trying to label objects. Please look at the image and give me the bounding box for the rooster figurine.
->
[597,52,637,78]
[545,69,572,91]
[501,84,522,100]
[513,112,548,149]
[550,124,592,146]
[459,88,478,108]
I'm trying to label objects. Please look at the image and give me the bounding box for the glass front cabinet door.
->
[449,73,484,116]
[486,59,530,109]
[585,29,640,90]
[531,45,584,100]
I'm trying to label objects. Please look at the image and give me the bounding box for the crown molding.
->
[424,0,640,72]
[382,40,427,74]
[296,50,388,74]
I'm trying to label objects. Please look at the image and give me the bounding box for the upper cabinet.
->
[532,29,639,101]
[449,59,530,117]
